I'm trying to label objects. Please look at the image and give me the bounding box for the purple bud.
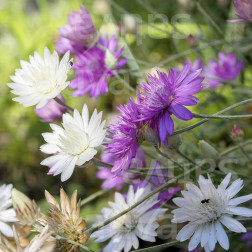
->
[231,124,244,142]
[34,94,66,122]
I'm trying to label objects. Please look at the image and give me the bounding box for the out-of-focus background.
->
[1,1,252,250]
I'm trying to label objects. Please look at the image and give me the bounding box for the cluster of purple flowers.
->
[56,6,127,99]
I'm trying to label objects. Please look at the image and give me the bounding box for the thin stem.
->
[54,235,93,252]
[154,146,184,170]
[92,158,113,168]
[239,144,252,162]
[220,139,252,156]
[113,71,135,91]
[173,98,252,135]
[125,169,171,178]
[176,149,197,166]
[193,113,252,119]
[85,165,199,233]
[81,189,110,206]
[134,241,178,252]
[54,97,74,112]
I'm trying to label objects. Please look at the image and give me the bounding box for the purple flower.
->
[55,6,96,54]
[133,161,180,208]
[242,231,252,247]
[229,0,252,23]
[203,52,243,88]
[34,94,66,122]
[105,98,145,174]
[137,62,205,147]
[97,147,146,190]
[70,35,127,98]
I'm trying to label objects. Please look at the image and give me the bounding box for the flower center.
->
[113,212,138,233]
[59,123,89,156]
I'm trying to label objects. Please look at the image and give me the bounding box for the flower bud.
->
[105,49,118,70]
[199,140,219,161]
[145,127,159,146]
[187,34,198,48]
[11,189,40,225]
[168,135,182,151]
[178,0,194,12]
[231,125,244,143]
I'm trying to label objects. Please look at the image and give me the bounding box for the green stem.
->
[81,189,110,206]
[173,98,252,135]
[113,71,135,91]
[92,158,113,168]
[193,113,252,119]
[84,165,199,233]
[220,139,252,156]
[133,241,178,252]
[54,97,74,112]
[239,143,252,162]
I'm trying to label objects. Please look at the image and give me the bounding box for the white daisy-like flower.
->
[8,47,71,109]
[172,173,252,252]
[40,104,106,182]
[0,184,18,237]
[91,185,166,252]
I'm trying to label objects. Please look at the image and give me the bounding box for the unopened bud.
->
[11,189,40,225]
[168,135,182,150]
[187,34,198,48]
[231,125,244,143]
[199,140,219,161]
[178,0,194,12]
[105,49,118,70]
[123,14,138,34]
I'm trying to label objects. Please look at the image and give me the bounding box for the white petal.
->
[60,156,78,181]
[218,173,231,190]
[188,225,202,251]
[219,215,246,233]
[208,222,217,251]
[215,221,229,250]
[176,223,198,242]
[229,194,252,206]
[201,224,210,247]
[228,206,252,217]
[0,221,13,237]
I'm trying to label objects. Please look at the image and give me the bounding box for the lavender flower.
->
[105,98,145,174]
[242,231,252,247]
[55,6,96,54]
[203,52,243,88]
[133,161,180,208]
[70,35,127,98]
[34,94,66,122]
[97,147,146,190]
[229,0,252,23]
[137,62,205,147]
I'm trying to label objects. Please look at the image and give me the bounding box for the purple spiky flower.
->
[105,98,145,174]
[203,52,243,88]
[55,6,96,54]
[229,0,252,23]
[70,35,127,98]
[137,62,205,147]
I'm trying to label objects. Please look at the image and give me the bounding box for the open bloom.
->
[172,173,252,251]
[0,184,17,237]
[97,147,146,190]
[105,98,145,174]
[40,104,106,181]
[70,35,127,98]
[203,52,243,88]
[55,6,96,54]
[34,94,66,122]
[137,62,205,147]
[8,47,71,109]
[91,185,166,252]
[229,0,252,22]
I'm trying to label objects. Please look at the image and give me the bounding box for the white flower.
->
[8,47,71,109]
[172,173,252,252]
[0,184,18,237]
[40,104,106,181]
[91,185,166,252]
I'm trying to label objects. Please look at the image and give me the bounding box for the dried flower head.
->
[38,188,90,252]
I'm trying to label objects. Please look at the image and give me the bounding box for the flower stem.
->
[239,143,252,162]
[81,189,110,207]
[113,71,135,91]
[193,113,252,119]
[92,158,113,168]
[220,139,252,156]
[54,97,74,112]
[133,241,178,252]
[84,165,199,233]
[173,98,252,135]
